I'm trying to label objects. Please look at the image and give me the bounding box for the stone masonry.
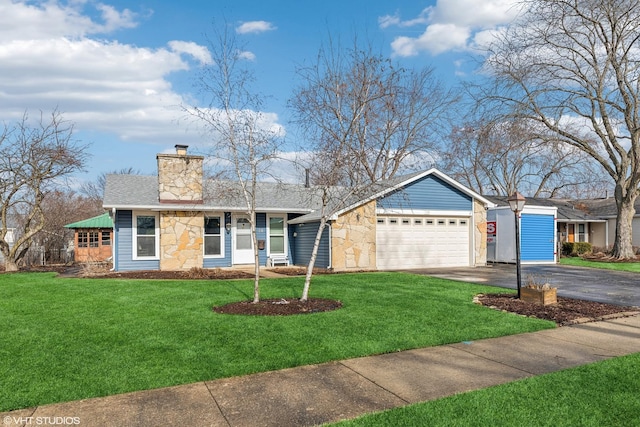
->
[159,211,203,271]
[157,146,205,270]
[157,152,204,203]
[331,200,377,271]
[474,198,488,266]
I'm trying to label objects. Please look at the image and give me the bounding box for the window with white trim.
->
[204,216,223,257]
[134,213,158,258]
[578,224,587,242]
[269,216,286,254]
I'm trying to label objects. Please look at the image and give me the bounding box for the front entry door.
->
[233,216,254,264]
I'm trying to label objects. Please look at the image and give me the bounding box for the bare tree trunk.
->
[251,212,260,303]
[612,186,637,259]
[300,217,328,302]
[4,259,18,272]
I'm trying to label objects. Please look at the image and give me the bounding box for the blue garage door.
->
[520,214,555,262]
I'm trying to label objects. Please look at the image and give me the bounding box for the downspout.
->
[470,207,476,266]
[327,221,332,269]
[110,208,116,271]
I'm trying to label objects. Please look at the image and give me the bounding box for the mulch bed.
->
[214,298,343,315]
[89,269,254,280]
[477,293,639,326]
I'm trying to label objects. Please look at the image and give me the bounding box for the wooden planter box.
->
[521,287,557,306]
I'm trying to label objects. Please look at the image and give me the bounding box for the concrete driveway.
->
[402,263,640,307]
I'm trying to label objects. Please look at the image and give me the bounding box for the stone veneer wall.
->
[160,211,204,271]
[157,154,204,202]
[331,200,377,271]
[474,199,488,266]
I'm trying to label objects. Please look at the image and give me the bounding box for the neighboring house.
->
[103,145,492,272]
[580,197,640,249]
[64,213,114,262]
[485,196,620,264]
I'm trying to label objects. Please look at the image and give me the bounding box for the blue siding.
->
[256,213,267,265]
[115,210,160,271]
[521,214,555,262]
[292,221,330,268]
[378,175,472,211]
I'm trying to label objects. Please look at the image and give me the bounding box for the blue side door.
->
[520,214,555,262]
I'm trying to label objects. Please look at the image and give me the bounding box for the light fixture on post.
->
[507,191,526,299]
[225,222,231,234]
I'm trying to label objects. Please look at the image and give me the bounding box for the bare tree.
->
[481,0,640,258]
[80,167,141,209]
[293,146,371,302]
[441,117,608,198]
[290,36,457,185]
[32,189,102,264]
[187,22,283,302]
[290,36,454,299]
[0,110,88,271]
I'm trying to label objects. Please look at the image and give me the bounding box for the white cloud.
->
[237,50,256,61]
[382,0,521,56]
[378,14,401,29]
[0,0,139,40]
[391,24,470,56]
[236,21,277,35]
[169,41,213,65]
[0,1,285,152]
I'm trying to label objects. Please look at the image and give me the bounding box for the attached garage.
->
[376,215,471,269]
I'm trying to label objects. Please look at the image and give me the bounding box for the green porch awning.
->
[64,212,113,229]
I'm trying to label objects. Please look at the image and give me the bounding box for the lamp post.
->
[507,191,526,298]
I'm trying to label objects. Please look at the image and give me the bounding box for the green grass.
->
[0,272,554,411]
[334,353,640,427]
[560,257,640,272]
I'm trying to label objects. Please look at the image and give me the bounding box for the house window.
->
[414,219,422,225]
[389,218,398,224]
[426,219,434,225]
[269,216,285,254]
[78,231,88,248]
[578,224,586,242]
[402,219,410,225]
[101,230,111,246]
[89,231,99,247]
[459,220,468,226]
[449,219,457,226]
[377,218,385,224]
[437,219,446,226]
[135,214,157,258]
[204,216,222,256]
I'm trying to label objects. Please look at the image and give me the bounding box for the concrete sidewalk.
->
[3,315,640,427]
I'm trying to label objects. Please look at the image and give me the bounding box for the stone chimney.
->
[157,145,204,203]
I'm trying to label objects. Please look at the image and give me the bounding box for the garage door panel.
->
[376,216,470,269]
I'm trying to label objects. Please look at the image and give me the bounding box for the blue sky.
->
[0,0,520,188]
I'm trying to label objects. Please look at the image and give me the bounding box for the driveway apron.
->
[402,263,640,307]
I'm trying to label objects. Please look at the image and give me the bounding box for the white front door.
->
[233,216,254,264]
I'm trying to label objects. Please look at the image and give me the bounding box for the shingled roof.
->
[484,195,606,221]
[104,169,491,224]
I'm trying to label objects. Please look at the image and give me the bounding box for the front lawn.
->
[0,272,554,411]
[560,257,640,273]
[336,352,640,426]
